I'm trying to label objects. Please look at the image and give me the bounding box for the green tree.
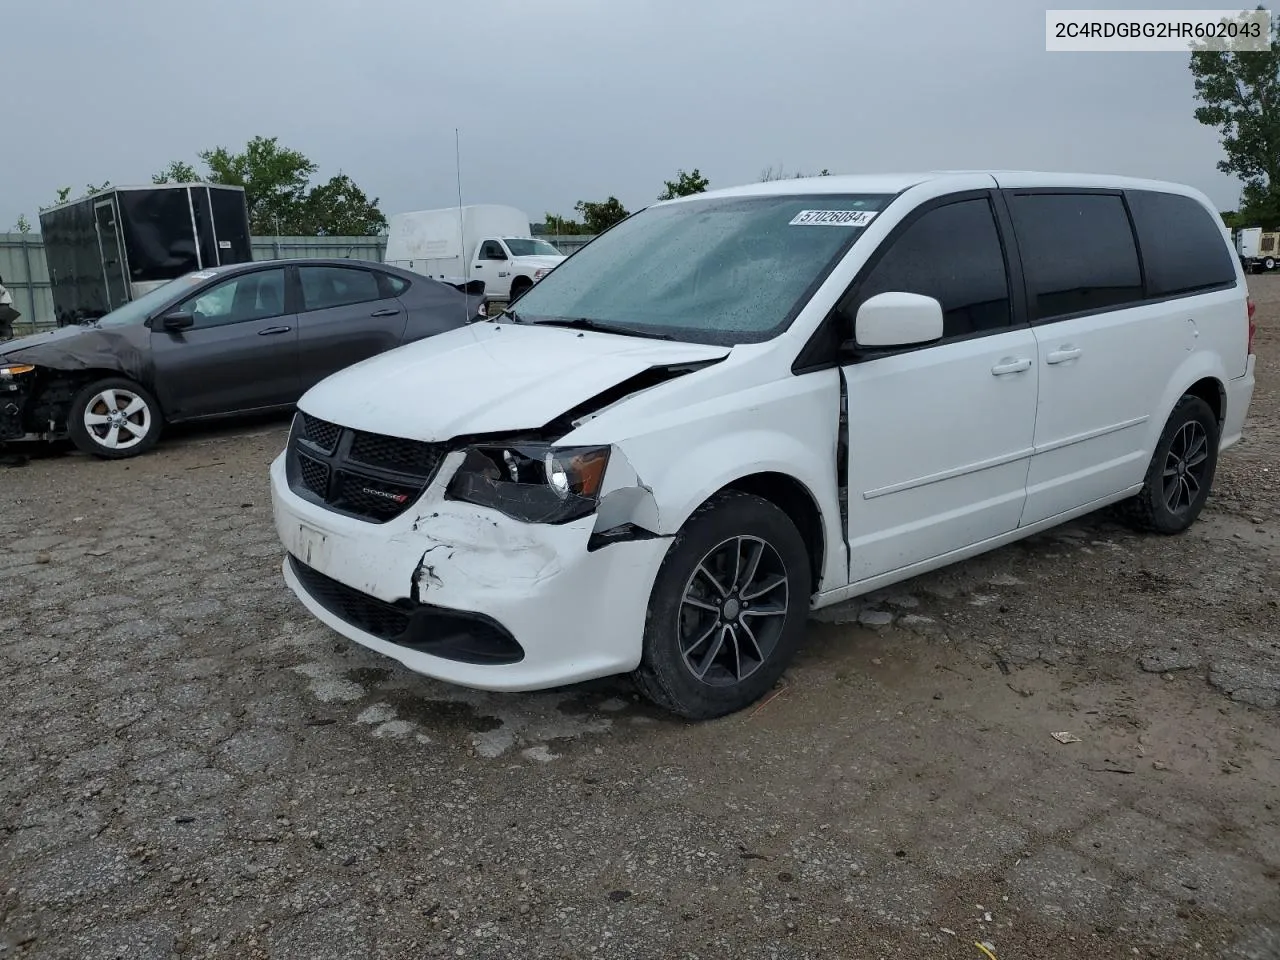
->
[14,214,31,234]
[1190,6,1280,226]
[543,212,588,235]
[297,173,388,236]
[574,197,629,233]
[154,136,387,235]
[658,168,709,200]
[41,182,111,211]
[152,160,200,184]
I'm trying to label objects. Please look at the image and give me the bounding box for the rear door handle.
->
[1046,346,1082,364]
[991,357,1032,376]
[370,308,401,317]
[258,325,291,336]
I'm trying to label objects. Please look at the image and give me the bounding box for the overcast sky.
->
[2,0,1252,231]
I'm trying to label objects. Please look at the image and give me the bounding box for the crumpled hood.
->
[1,324,95,360]
[1,322,151,382]
[299,320,730,440]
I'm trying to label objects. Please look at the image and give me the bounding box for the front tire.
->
[632,491,811,720]
[1118,395,1219,534]
[509,278,532,303]
[67,377,163,459]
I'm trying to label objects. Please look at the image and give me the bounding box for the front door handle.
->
[1046,346,1082,364]
[258,325,292,336]
[991,357,1032,376]
[370,308,401,317]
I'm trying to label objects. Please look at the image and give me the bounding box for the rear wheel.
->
[67,377,163,459]
[1267,257,1276,271]
[1118,395,1219,534]
[632,491,811,720]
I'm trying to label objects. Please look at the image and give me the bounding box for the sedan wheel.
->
[68,378,163,459]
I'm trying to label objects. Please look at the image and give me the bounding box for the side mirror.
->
[160,310,194,331]
[852,292,944,349]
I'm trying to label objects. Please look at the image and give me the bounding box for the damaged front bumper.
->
[270,452,673,691]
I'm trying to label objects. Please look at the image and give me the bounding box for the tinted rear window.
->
[1127,190,1236,297]
[1009,193,1144,320]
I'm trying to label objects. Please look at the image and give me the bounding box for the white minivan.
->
[270,172,1257,719]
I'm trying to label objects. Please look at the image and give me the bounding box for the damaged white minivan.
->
[271,171,1256,719]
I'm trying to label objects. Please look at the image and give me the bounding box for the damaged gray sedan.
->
[0,259,484,459]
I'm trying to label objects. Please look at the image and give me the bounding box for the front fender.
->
[587,370,846,591]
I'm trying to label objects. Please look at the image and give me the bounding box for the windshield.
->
[94,271,217,328]
[508,194,892,345]
[504,238,563,257]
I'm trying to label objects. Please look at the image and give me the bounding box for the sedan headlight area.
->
[446,444,610,523]
[0,364,35,379]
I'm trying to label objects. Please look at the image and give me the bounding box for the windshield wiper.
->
[529,317,676,341]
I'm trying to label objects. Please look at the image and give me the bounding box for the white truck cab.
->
[385,204,566,303]
[272,172,1256,720]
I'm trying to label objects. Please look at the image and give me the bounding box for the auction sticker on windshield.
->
[789,209,877,226]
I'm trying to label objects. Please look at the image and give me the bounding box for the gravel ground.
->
[2,278,1279,960]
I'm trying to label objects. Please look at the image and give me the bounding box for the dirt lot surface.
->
[2,280,1279,960]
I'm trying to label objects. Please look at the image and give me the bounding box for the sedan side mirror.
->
[852,292,944,349]
[160,310,194,331]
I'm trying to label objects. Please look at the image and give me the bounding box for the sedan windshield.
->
[503,238,563,257]
[95,272,215,328]
[508,194,892,345]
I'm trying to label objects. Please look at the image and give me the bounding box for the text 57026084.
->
[1046,9,1271,52]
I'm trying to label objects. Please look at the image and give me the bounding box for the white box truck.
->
[384,204,567,303]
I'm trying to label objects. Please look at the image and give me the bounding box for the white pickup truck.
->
[384,204,567,303]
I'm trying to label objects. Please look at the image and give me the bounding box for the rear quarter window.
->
[1008,192,1144,320]
[1126,190,1237,298]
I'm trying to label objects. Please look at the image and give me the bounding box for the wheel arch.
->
[717,472,827,595]
[1147,354,1231,455]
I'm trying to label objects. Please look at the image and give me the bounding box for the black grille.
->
[287,414,447,524]
[289,554,412,641]
[350,430,447,475]
[333,472,420,522]
[297,453,329,497]
[301,413,340,452]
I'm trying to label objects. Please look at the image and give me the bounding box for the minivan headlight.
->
[446,444,611,524]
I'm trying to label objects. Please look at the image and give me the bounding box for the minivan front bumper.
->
[270,453,671,691]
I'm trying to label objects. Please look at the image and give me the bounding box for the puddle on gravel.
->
[383,692,504,733]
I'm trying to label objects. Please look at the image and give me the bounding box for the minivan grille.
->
[285,414,448,523]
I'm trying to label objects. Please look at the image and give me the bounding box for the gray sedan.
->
[0,259,484,459]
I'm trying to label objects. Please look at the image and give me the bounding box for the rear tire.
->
[67,377,163,460]
[632,491,811,720]
[1118,395,1219,534]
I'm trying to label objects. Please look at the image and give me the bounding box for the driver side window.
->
[479,241,507,261]
[846,198,1011,341]
[184,269,287,328]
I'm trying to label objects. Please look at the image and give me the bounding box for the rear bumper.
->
[1221,354,1256,451]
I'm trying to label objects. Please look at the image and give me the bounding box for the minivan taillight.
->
[1248,298,1257,355]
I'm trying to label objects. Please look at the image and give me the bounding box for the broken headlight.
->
[446,444,610,524]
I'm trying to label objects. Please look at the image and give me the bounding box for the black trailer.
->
[38,183,253,326]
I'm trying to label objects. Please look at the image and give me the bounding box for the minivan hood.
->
[299,321,730,440]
